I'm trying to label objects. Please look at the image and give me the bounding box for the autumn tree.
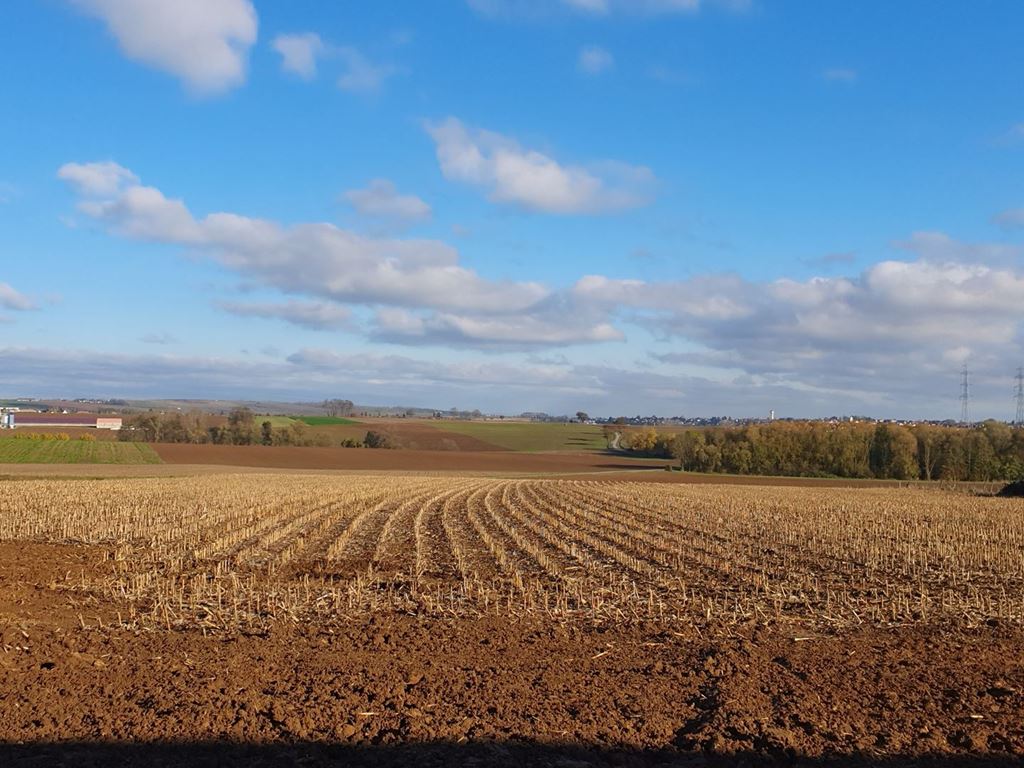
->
[227,407,256,445]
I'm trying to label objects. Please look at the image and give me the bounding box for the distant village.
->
[0,396,1001,431]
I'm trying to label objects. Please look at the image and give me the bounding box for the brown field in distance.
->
[150,443,658,473]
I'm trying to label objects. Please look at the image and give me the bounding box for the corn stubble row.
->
[2,474,1022,629]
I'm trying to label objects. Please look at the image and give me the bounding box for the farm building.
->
[2,412,123,430]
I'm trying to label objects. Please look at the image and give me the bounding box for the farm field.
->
[150,443,650,472]
[256,415,362,428]
[252,418,508,451]
[0,437,161,464]
[296,416,361,426]
[432,419,609,452]
[1,474,1023,765]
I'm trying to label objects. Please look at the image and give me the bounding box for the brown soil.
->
[1,542,1022,766]
[349,421,507,451]
[1,459,983,490]
[151,443,663,473]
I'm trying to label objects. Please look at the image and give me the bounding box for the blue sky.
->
[2,0,1024,418]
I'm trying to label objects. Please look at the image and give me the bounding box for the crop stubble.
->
[1,474,1022,631]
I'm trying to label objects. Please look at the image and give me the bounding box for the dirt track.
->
[1,541,1023,766]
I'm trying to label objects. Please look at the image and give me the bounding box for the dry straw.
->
[2,474,1022,630]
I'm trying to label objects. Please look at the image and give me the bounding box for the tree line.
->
[618,421,1024,482]
[118,408,392,449]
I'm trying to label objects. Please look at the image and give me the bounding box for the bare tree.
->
[322,399,354,418]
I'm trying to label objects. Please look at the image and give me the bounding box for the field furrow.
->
[4,473,1024,627]
[372,481,475,577]
[416,483,482,581]
[326,485,441,577]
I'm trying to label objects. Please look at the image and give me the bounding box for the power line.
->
[1016,367,1024,426]
[960,365,970,425]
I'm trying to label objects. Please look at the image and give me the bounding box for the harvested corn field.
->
[3,474,1022,630]
[4,474,1024,764]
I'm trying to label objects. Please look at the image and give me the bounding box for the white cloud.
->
[993,207,1024,230]
[0,344,594,408]
[895,230,1022,265]
[337,47,393,93]
[578,45,614,75]
[219,300,353,331]
[57,161,138,197]
[59,161,618,347]
[76,184,204,242]
[272,32,324,79]
[0,182,18,204]
[270,34,394,93]
[370,307,624,349]
[57,161,1024,414]
[71,0,257,95]
[0,283,36,312]
[425,117,655,214]
[344,179,432,229]
[822,67,858,84]
[591,246,1024,411]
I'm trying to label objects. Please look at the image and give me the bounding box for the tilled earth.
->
[1,543,1023,767]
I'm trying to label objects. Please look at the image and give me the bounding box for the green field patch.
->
[0,438,163,464]
[295,416,360,426]
[431,421,608,453]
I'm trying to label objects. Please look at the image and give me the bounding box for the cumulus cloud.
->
[57,161,138,197]
[218,300,353,331]
[70,0,257,95]
[587,250,1024,412]
[272,32,324,79]
[344,179,432,230]
[578,45,614,75]
[57,160,1024,414]
[370,306,624,349]
[59,161,618,348]
[425,118,655,214]
[0,282,36,312]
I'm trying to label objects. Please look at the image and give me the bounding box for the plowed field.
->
[3,475,1023,766]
